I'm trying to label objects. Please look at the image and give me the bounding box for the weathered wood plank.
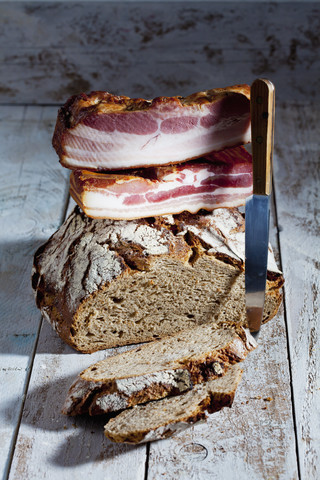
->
[0,2,319,104]
[146,194,299,479]
[1,106,147,478]
[274,103,320,480]
[147,328,297,480]
[8,321,147,480]
[0,105,69,479]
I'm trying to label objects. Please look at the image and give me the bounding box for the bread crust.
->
[32,206,284,353]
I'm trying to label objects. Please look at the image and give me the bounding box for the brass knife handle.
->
[250,78,275,196]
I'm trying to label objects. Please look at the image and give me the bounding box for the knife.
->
[245,78,275,340]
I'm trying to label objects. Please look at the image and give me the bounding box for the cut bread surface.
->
[104,363,243,444]
[62,322,256,415]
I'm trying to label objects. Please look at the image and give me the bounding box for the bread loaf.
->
[104,363,243,444]
[62,322,256,415]
[32,206,283,353]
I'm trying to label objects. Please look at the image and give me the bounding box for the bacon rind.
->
[53,86,251,172]
[69,146,252,220]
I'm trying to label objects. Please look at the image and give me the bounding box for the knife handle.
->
[250,78,275,196]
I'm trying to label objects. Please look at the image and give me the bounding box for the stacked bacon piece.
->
[52,85,252,219]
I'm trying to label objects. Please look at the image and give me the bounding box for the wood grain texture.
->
[0,2,319,104]
[274,104,320,480]
[250,78,275,195]
[0,106,69,479]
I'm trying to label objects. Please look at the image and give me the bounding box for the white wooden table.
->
[1,2,319,479]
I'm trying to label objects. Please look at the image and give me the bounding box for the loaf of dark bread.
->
[32,206,283,353]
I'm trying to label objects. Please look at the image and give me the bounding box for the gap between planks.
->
[272,176,302,480]
[5,315,43,480]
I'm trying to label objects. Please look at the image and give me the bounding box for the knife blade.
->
[245,78,275,340]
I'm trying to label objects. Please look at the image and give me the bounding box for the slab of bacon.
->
[69,146,252,220]
[53,85,251,172]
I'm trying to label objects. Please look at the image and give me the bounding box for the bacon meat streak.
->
[70,146,252,220]
[53,85,251,171]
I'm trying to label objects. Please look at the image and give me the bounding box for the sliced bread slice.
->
[104,363,243,444]
[63,322,256,416]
